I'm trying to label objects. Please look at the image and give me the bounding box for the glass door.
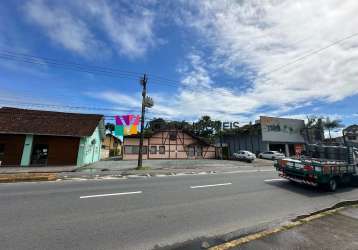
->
[31,144,49,166]
[0,144,4,166]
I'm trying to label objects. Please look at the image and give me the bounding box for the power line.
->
[0,52,140,81]
[0,99,139,113]
[0,50,142,77]
[0,50,184,89]
[151,32,358,89]
[0,109,177,124]
[1,31,357,106]
[2,31,358,87]
[260,32,358,77]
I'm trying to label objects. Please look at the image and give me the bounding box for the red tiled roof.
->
[0,107,103,137]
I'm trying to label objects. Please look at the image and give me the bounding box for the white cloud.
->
[24,0,102,56]
[20,1,358,123]
[179,53,213,88]
[325,128,343,139]
[169,0,358,120]
[86,91,141,109]
[81,1,157,58]
[24,0,159,58]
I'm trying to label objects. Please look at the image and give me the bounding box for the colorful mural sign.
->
[114,115,140,137]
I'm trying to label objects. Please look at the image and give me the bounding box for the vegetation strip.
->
[209,201,358,250]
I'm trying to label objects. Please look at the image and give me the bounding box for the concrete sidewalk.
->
[85,159,273,172]
[0,159,273,174]
[214,205,358,250]
[60,158,274,179]
[0,159,275,181]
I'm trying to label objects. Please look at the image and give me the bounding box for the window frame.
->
[159,146,165,154]
[150,146,157,154]
[348,135,357,140]
[125,145,148,154]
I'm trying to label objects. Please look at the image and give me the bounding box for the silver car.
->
[258,151,285,160]
[233,150,256,163]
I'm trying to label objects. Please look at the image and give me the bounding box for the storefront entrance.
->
[31,144,49,165]
[269,144,285,154]
[0,144,4,165]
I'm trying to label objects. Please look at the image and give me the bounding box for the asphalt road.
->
[1,170,358,250]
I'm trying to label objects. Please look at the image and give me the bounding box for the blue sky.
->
[0,0,357,136]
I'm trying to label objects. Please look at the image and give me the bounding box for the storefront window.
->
[125,146,147,154]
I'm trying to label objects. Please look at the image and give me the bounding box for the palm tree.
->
[301,115,324,143]
[323,117,344,140]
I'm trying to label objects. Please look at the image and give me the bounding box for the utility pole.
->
[137,74,153,169]
[137,74,147,169]
[219,127,223,160]
[215,121,223,160]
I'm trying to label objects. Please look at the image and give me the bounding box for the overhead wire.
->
[0,32,357,117]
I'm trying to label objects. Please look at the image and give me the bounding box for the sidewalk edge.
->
[209,200,358,250]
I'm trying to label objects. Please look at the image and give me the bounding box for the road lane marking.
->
[264,178,287,182]
[190,183,232,189]
[80,191,142,199]
[225,169,274,174]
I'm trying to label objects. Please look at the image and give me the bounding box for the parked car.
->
[233,150,256,163]
[258,151,285,160]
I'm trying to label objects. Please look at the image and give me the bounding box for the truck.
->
[274,145,358,192]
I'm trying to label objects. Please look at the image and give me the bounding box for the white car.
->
[258,151,285,160]
[233,150,256,163]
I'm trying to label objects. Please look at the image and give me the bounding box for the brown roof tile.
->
[0,107,103,137]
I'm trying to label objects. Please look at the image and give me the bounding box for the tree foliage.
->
[105,122,115,134]
[323,117,344,139]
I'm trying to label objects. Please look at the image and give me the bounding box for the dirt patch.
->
[0,173,58,183]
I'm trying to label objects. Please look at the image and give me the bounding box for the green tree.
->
[300,116,326,143]
[105,123,115,134]
[105,123,116,152]
[193,116,221,140]
[146,118,166,133]
[323,117,344,140]
[144,118,192,134]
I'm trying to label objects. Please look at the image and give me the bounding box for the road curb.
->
[0,173,58,183]
[209,200,358,250]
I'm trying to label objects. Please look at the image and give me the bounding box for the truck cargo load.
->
[274,145,357,191]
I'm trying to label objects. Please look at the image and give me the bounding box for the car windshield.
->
[1,1,357,250]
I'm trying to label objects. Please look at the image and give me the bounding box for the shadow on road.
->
[265,180,356,197]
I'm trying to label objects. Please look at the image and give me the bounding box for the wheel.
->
[259,155,263,159]
[272,156,275,160]
[327,178,337,192]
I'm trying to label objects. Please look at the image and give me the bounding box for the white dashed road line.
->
[224,169,275,174]
[190,182,232,189]
[80,191,143,199]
